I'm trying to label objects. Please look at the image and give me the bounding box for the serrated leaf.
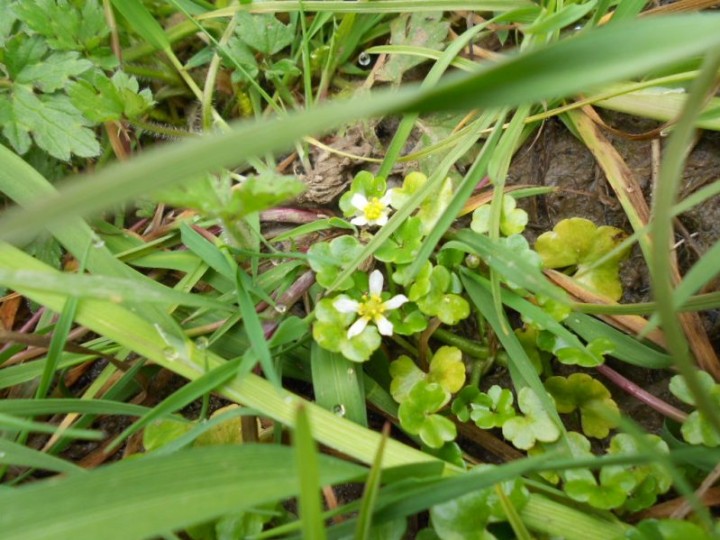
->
[10,86,99,160]
[16,51,92,92]
[235,12,295,56]
[68,71,153,122]
[376,12,449,84]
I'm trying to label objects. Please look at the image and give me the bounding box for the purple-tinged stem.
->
[596,364,688,423]
[260,208,332,224]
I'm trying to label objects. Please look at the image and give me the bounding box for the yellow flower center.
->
[363,197,385,221]
[357,294,385,319]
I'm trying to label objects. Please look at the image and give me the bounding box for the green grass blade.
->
[447,230,567,302]
[354,424,390,540]
[564,313,672,369]
[0,242,439,470]
[311,342,368,427]
[203,0,532,16]
[294,405,328,540]
[0,269,232,311]
[0,445,364,540]
[3,16,720,246]
[110,0,171,52]
[0,399,150,417]
[236,268,281,387]
[35,295,78,399]
[0,438,84,475]
[0,413,103,441]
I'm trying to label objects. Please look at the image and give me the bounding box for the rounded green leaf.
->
[428,346,466,394]
[390,356,426,403]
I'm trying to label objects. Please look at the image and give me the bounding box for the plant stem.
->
[596,364,687,423]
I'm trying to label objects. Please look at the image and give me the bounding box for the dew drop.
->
[163,347,179,361]
[284,396,294,405]
[274,303,288,314]
[347,367,355,376]
[332,403,346,417]
[196,336,210,350]
[0,451,5,459]
[358,51,372,67]
[91,235,105,249]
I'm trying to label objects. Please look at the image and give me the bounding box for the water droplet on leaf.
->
[163,347,179,361]
[333,404,346,417]
[196,336,210,350]
[274,304,287,314]
[358,52,372,67]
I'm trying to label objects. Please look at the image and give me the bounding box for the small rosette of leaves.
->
[501,387,561,450]
[430,469,529,540]
[390,346,466,403]
[406,262,470,325]
[544,373,619,438]
[470,193,528,237]
[451,385,516,429]
[311,297,381,363]
[307,235,365,291]
[669,371,720,447]
[398,381,457,448]
[535,217,630,301]
[392,347,465,448]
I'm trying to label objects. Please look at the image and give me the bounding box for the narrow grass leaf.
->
[0,413,103,440]
[564,312,672,369]
[110,0,170,51]
[447,230,567,303]
[294,406,328,540]
[236,268,280,387]
[0,269,232,311]
[311,342,368,427]
[35,295,78,399]
[354,424,390,540]
[0,241,441,470]
[180,222,236,280]
[0,438,83,475]
[0,445,364,540]
[106,357,242,452]
[0,399,150,417]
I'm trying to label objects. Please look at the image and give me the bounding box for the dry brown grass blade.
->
[567,108,720,379]
[545,269,667,348]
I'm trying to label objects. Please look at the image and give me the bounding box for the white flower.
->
[333,270,408,338]
[349,192,392,227]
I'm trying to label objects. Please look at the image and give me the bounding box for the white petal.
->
[368,270,384,296]
[351,215,368,226]
[383,294,408,310]
[380,192,393,205]
[334,297,360,313]
[350,193,368,211]
[347,317,369,338]
[375,315,394,336]
[372,213,389,227]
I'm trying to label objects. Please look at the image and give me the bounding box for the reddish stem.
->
[596,364,688,423]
